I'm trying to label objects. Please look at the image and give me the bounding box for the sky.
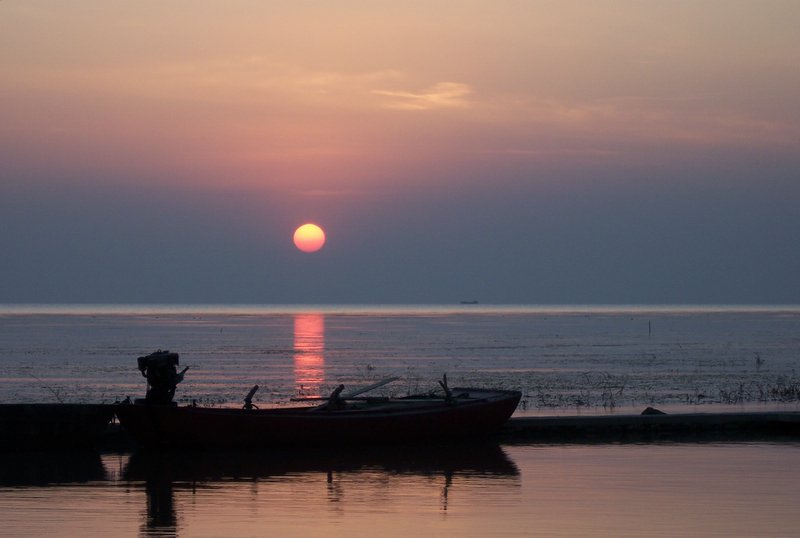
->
[2,0,799,304]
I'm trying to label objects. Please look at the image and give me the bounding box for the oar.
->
[291,376,400,401]
[243,384,259,410]
[339,377,400,399]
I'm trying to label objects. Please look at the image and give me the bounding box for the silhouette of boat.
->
[116,386,521,449]
[115,352,521,450]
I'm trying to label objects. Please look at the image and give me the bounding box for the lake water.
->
[1,442,799,537]
[1,305,800,536]
[1,304,799,413]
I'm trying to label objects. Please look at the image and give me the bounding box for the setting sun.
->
[293,223,326,253]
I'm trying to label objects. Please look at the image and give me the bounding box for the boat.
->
[115,387,521,449]
[115,351,521,450]
[0,403,115,451]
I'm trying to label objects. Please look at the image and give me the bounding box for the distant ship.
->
[460,300,479,305]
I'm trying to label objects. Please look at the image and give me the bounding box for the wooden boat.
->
[115,351,521,449]
[115,385,521,450]
[0,403,115,451]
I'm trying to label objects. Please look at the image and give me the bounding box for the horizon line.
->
[2,303,799,315]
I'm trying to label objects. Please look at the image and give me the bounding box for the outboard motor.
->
[137,350,188,405]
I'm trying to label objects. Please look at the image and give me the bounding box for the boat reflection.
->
[123,442,520,537]
[124,442,520,481]
[293,313,325,398]
[138,453,179,537]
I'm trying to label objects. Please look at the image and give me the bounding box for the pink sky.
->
[4,1,798,189]
[2,1,799,303]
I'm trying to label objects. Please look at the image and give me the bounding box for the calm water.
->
[1,442,799,537]
[1,304,799,413]
[1,305,800,536]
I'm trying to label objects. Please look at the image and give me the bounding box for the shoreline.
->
[500,410,800,443]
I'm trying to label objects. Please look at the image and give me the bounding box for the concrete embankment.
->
[499,411,800,443]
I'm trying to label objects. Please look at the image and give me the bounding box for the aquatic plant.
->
[29,374,64,403]
[768,378,800,401]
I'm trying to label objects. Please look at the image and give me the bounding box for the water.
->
[1,442,799,537]
[1,305,800,536]
[1,304,799,413]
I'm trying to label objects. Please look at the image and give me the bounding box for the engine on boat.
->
[136,350,187,405]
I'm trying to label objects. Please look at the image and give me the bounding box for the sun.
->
[293,223,326,253]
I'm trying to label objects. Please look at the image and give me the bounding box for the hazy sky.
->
[2,1,799,304]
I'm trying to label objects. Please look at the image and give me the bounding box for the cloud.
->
[6,56,403,109]
[373,82,472,110]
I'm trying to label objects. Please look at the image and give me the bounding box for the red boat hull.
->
[115,388,521,449]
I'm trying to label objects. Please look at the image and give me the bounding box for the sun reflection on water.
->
[293,313,325,398]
